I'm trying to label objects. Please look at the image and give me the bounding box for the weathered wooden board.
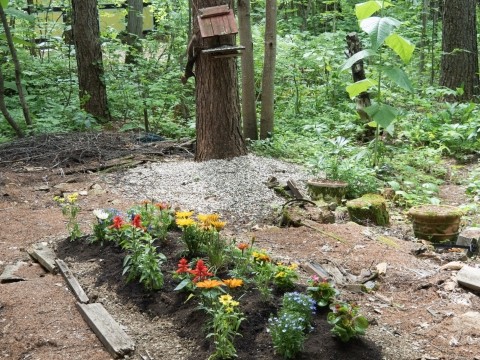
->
[55,259,89,303]
[287,179,305,199]
[28,243,57,273]
[76,302,135,358]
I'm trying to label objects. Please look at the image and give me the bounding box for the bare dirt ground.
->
[1,133,480,360]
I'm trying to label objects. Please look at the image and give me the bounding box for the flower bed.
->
[54,197,381,359]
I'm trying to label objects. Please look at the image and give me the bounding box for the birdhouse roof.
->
[198,5,238,38]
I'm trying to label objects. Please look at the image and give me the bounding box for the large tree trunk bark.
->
[259,0,277,139]
[238,0,258,141]
[439,0,479,100]
[193,0,246,161]
[125,0,143,64]
[71,0,110,122]
[0,4,32,127]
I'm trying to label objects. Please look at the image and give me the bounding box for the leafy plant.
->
[340,0,415,167]
[281,292,317,328]
[268,312,308,359]
[205,294,245,360]
[273,262,299,291]
[54,193,81,241]
[327,302,369,342]
[306,275,339,307]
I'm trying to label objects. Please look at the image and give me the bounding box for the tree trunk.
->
[0,4,32,127]
[125,0,143,64]
[193,0,246,161]
[71,0,110,122]
[346,32,371,122]
[259,0,277,139]
[440,0,479,100]
[0,64,24,138]
[238,0,258,141]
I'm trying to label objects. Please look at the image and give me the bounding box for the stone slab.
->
[456,265,480,292]
[28,243,57,273]
[0,261,27,283]
[55,259,89,303]
[76,302,135,358]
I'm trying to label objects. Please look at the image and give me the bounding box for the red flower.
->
[111,216,124,229]
[132,214,144,229]
[237,243,249,251]
[189,259,213,282]
[176,258,190,274]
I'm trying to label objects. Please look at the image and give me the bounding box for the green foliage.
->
[327,302,369,342]
[54,193,81,241]
[306,275,338,307]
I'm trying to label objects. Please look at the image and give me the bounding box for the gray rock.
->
[456,265,480,291]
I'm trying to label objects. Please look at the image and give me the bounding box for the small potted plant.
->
[307,136,349,204]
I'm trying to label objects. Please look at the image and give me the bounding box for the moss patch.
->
[346,194,389,226]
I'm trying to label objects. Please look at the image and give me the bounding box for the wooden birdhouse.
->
[197,5,245,58]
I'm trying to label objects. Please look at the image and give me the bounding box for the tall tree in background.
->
[439,0,479,100]
[71,0,110,121]
[125,0,143,64]
[260,0,277,139]
[0,2,32,127]
[192,0,246,161]
[238,0,257,140]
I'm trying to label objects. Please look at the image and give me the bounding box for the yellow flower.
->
[67,193,78,203]
[53,196,65,203]
[219,294,239,309]
[222,278,244,288]
[176,210,194,218]
[288,263,298,270]
[195,279,225,289]
[176,217,196,227]
[252,251,271,263]
[275,271,286,278]
[197,214,210,223]
[211,220,226,231]
[219,294,233,305]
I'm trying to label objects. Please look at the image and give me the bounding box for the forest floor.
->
[1,133,480,360]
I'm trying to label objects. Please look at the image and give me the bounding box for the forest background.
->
[2,0,480,210]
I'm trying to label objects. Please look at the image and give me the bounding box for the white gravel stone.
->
[107,154,310,228]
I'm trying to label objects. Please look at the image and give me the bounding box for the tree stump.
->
[346,194,389,226]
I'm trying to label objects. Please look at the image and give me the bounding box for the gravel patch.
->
[107,154,311,228]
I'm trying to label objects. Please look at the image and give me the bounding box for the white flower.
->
[93,209,109,220]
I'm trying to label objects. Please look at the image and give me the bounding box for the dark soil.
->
[55,233,383,360]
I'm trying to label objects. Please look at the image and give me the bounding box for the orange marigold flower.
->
[237,243,249,251]
[141,200,150,205]
[195,279,225,289]
[155,202,170,210]
[252,251,271,263]
[222,278,243,288]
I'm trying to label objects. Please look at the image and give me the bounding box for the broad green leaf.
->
[364,103,397,129]
[0,34,33,46]
[355,1,394,20]
[346,78,376,98]
[385,33,415,63]
[0,0,8,8]
[5,8,35,22]
[339,49,377,72]
[383,67,414,93]
[360,16,400,50]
